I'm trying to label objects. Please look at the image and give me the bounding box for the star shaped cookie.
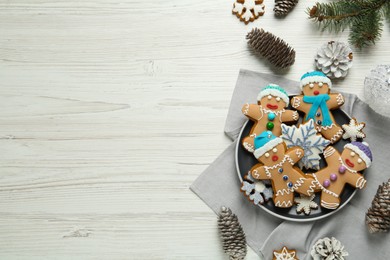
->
[273,246,299,260]
[342,118,366,142]
[294,194,318,215]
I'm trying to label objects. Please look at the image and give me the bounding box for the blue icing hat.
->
[257,84,289,107]
[300,71,332,89]
[253,131,283,159]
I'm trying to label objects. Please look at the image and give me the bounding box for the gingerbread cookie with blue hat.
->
[242,84,299,153]
[313,141,372,209]
[291,71,345,143]
[249,131,317,208]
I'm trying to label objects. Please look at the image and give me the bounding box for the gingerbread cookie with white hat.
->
[242,84,299,153]
[249,131,317,208]
[313,141,372,209]
[291,71,344,143]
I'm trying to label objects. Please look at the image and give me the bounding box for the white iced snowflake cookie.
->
[241,174,273,206]
[281,119,331,170]
[294,194,318,215]
[232,0,265,24]
[342,118,366,142]
[273,246,298,260]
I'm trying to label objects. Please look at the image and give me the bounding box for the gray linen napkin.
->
[190,69,390,259]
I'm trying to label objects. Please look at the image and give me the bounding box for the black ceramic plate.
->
[236,102,357,222]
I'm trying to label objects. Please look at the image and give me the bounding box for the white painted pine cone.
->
[311,237,349,260]
[315,41,353,79]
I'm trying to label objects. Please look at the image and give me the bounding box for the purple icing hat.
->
[344,141,373,167]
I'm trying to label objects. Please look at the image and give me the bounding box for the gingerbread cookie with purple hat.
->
[249,131,317,208]
[313,141,372,209]
[242,84,299,153]
[291,71,345,143]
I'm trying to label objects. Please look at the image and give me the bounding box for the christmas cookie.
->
[250,131,317,208]
[282,119,330,170]
[342,118,366,142]
[241,174,273,206]
[232,0,265,24]
[313,142,372,209]
[273,246,299,260]
[291,71,344,143]
[294,194,318,215]
[242,84,299,152]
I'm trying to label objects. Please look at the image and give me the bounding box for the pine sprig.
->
[308,0,389,48]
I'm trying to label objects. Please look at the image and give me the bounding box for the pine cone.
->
[315,41,353,79]
[218,207,247,260]
[365,178,390,233]
[246,28,295,69]
[311,237,349,260]
[274,0,299,16]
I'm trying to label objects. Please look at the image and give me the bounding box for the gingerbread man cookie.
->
[313,142,372,209]
[291,71,344,143]
[249,131,317,208]
[242,84,299,152]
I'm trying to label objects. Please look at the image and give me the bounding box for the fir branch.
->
[307,0,389,48]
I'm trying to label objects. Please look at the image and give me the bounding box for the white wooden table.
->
[0,1,389,259]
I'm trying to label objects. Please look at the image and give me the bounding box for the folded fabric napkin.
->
[190,69,390,259]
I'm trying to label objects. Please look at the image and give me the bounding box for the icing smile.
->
[345,159,354,168]
[267,104,278,110]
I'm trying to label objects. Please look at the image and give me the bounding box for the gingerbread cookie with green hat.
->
[291,71,345,143]
[242,84,299,153]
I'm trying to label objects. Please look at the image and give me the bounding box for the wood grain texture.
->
[0,0,388,259]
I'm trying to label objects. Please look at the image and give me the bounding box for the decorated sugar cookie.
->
[241,174,273,206]
[342,118,366,142]
[282,119,330,170]
[294,194,318,215]
[291,71,344,143]
[313,142,372,209]
[242,84,299,152]
[249,131,317,208]
[273,246,299,260]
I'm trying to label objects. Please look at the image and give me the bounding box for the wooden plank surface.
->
[0,0,389,259]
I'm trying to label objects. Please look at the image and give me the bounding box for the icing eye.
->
[357,158,363,164]
[350,152,356,157]
[319,82,323,87]
[272,148,278,153]
[268,95,272,100]
[265,153,270,158]
[309,83,314,88]
[276,97,281,102]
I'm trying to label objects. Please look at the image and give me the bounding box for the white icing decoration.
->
[272,148,278,153]
[243,142,254,153]
[342,118,366,142]
[232,0,265,23]
[350,151,356,157]
[301,75,332,89]
[309,83,314,88]
[282,119,331,170]
[241,174,273,206]
[323,146,335,158]
[292,97,300,108]
[321,200,339,209]
[243,103,249,115]
[276,97,281,102]
[273,246,296,260]
[356,177,366,189]
[263,155,295,178]
[268,95,272,100]
[336,93,344,105]
[357,158,362,164]
[292,111,299,121]
[275,177,306,196]
[294,194,318,215]
[274,200,293,208]
[295,149,302,158]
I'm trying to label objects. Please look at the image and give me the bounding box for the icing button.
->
[287,182,293,188]
[323,179,331,188]
[278,168,283,173]
[283,175,288,181]
[339,165,346,174]
[268,112,276,121]
[316,112,321,117]
[266,122,274,130]
[330,173,337,181]
[317,120,322,125]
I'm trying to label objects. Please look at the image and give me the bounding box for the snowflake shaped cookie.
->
[273,246,298,260]
[294,194,318,215]
[282,119,331,170]
[241,174,273,205]
[342,118,366,142]
[232,0,265,24]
